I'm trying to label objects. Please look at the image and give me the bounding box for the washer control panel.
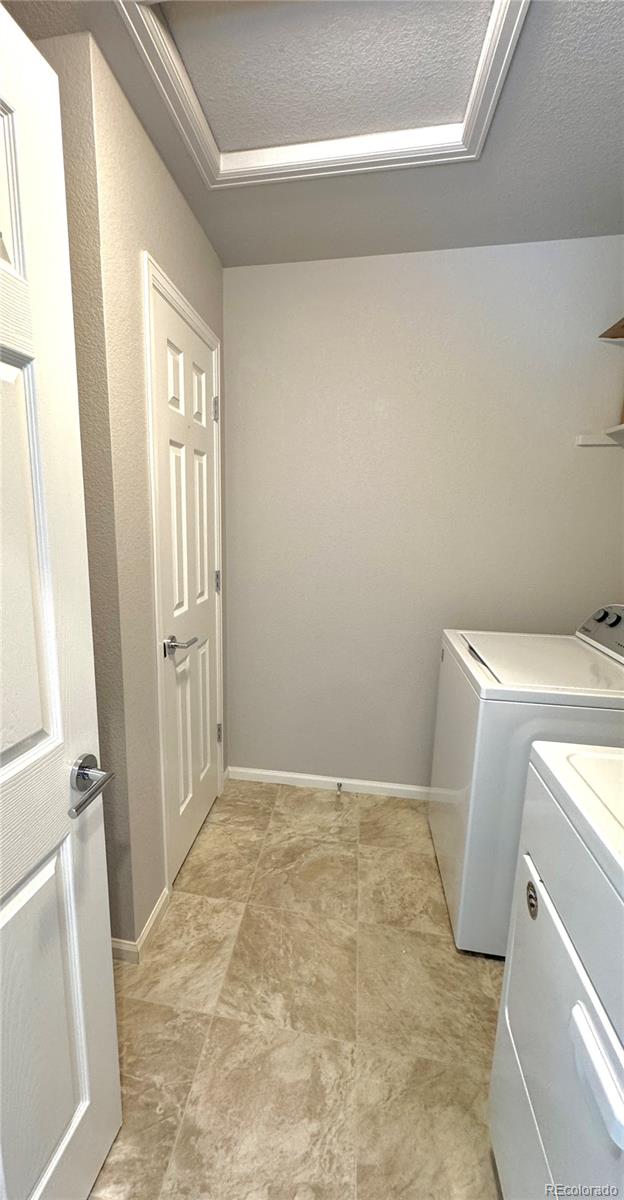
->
[577,604,624,664]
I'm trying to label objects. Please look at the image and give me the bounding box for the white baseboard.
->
[226,765,429,803]
[111,886,170,964]
[111,938,140,964]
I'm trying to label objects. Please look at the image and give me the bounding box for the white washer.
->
[489,742,624,1198]
[428,604,624,955]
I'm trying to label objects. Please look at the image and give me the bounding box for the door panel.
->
[146,260,223,883]
[170,440,188,613]
[198,639,212,778]
[1,849,83,1200]
[0,369,50,764]
[0,10,120,1197]
[192,363,206,426]
[175,654,193,812]
[194,450,209,602]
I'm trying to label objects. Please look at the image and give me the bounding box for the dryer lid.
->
[569,752,624,830]
[462,632,624,695]
[532,743,624,893]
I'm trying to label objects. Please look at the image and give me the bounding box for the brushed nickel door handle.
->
[163,635,198,658]
[69,753,114,819]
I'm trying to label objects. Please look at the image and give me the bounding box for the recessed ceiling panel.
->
[7,0,623,258]
[162,0,493,152]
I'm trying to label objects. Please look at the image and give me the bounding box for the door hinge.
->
[216,723,223,744]
[213,396,219,422]
[215,569,221,594]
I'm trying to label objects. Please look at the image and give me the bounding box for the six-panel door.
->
[149,271,221,883]
[0,9,121,1198]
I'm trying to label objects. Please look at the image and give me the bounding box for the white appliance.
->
[489,742,624,1198]
[428,605,624,954]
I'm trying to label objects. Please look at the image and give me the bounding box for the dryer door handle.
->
[569,1001,624,1149]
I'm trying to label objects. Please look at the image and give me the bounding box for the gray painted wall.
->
[223,236,624,786]
[41,32,223,939]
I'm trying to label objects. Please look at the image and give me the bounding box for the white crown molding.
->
[462,0,530,157]
[117,0,220,188]
[116,0,530,188]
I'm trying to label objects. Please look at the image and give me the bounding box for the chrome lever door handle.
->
[68,753,115,819]
[163,635,198,658]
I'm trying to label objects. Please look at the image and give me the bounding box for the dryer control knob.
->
[592,609,609,622]
[605,612,622,627]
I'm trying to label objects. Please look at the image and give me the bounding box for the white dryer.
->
[428,604,624,955]
[489,742,624,1198]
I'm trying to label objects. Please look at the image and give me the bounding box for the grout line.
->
[155,787,283,1198]
[156,782,361,1196]
[214,786,360,1050]
[211,1007,356,1052]
[205,788,282,1002]
[235,811,360,927]
[237,784,282,907]
[241,896,358,930]
[155,785,284,1193]
[214,785,359,1055]
[155,1009,217,1200]
[154,797,268,1198]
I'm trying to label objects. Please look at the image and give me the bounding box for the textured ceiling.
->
[161,1,493,152]
[7,0,624,266]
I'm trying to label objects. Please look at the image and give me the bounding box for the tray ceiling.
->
[161,1,494,153]
[7,0,623,264]
[118,0,529,185]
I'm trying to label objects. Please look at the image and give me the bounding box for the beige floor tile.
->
[115,994,211,1086]
[357,922,498,1071]
[160,1015,356,1200]
[358,795,433,851]
[271,786,359,842]
[90,1073,188,1200]
[97,780,502,1198]
[221,779,277,801]
[113,959,138,992]
[218,904,357,1042]
[207,780,278,834]
[356,1041,499,1200]
[249,829,358,922]
[174,822,263,901]
[479,953,506,1005]
[118,892,243,1013]
[358,844,452,938]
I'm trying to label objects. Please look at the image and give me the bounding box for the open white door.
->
[0,9,121,1198]
[144,258,223,885]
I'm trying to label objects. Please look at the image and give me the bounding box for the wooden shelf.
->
[576,423,624,447]
[599,317,624,343]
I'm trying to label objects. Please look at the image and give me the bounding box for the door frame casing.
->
[142,253,224,888]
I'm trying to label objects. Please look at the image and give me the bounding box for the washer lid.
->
[463,631,624,695]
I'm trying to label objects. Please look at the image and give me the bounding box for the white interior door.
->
[145,258,223,884]
[0,10,121,1198]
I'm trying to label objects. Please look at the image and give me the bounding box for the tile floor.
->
[92,780,503,1200]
